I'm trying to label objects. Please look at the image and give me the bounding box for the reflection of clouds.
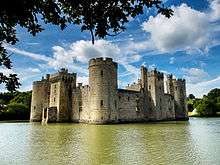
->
[189,118,220,164]
[115,122,201,164]
[9,120,220,164]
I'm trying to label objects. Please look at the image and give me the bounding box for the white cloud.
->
[181,67,209,84]
[180,67,220,98]
[187,76,220,98]
[209,0,220,21]
[0,68,15,76]
[5,46,52,62]
[77,76,89,85]
[142,2,220,53]
[50,40,121,65]
[169,57,175,64]
[142,4,210,52]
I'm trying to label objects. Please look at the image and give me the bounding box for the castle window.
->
[128,96,130,101]
[149,85,151,90]
[54,97,56,102]
[149,97,151,102]
[175,87,177,90]
[101,70,103,76]
[119,96,121,100]
[100,100,103,106]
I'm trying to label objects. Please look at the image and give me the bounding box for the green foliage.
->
[9,91,32,108]
[0,0,173,92]
[188,94,195,100]
[0,91,31,120]
[196,99,217,116]
[188,88,220,117]
[3,103,29,120]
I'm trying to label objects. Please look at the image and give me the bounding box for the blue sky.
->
[1,0,220,98]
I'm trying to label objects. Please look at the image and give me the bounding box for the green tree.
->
[0,0,173,92]
[9,91,32,108]
[196,99,217,117]
[3,103,29,120]
[207,88,220,102]
[188,94,195,100]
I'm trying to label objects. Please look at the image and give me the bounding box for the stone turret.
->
[30,78,50,122]
[172,78,188,120]
[88,57,118,123]
[166,74,175,96]
[148,69,165,120]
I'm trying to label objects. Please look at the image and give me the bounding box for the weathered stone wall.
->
[163,94,175,120]
[88,57,118,123]
[125,80,141,91]
[173,79,188,120]
[118,89,146,122]
[147,70,165,121]
[30,79,50,122]
[77,85,91,122]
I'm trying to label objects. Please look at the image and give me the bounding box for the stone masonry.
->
[30,57,188,124]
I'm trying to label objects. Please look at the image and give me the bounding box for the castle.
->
[30,57,188,124]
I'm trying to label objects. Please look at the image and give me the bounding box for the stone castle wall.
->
[30,57,188,124]
[118,89,146,122]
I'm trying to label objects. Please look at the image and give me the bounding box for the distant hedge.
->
[0,91,31,120]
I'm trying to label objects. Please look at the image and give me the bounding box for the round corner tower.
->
[88,57,118,123]
[30,78,50,122]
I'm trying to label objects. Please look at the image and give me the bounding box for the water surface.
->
[0,118,220,165]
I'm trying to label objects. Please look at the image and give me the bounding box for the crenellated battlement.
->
[89,57,117,68]
[148,69,164,80]
[166,74,173,80]
[172,78,186,85]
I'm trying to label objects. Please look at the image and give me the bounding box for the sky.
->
[1,0,220,98]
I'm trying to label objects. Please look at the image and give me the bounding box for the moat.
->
[1,118,220,165]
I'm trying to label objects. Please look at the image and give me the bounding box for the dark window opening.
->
[128,97,130,101]
[149,85,151,90]
[101,100,103,106]
[101,70,103,76]
[54,97,56,102]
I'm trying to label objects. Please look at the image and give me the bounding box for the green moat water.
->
[1,118,220,165]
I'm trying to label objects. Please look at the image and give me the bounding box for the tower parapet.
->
[88,57,118,123]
